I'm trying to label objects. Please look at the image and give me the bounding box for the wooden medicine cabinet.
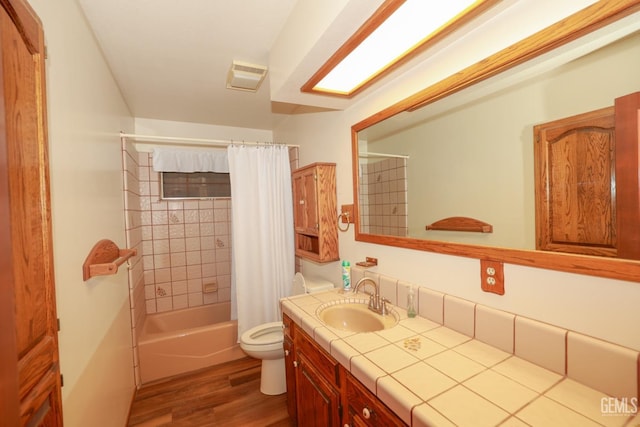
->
[292,163,339,263]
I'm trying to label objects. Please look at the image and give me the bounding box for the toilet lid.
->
[241,321,283,346]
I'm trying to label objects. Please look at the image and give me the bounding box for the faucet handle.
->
[380,297,390,315]
[368,294,376,310]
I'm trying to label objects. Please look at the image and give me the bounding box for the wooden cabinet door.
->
[293,167,319,235]
[283,335,297,424]
[534,107,617,257]
[614,92,640,260]
[0,0,63,425]
[295,353,341,427]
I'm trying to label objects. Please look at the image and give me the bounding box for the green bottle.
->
[341,260,351,292]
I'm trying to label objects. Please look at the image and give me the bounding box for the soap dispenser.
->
[407,285,416,318]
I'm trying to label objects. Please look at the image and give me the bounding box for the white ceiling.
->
[76,0,604,132]
[77,0,300,130]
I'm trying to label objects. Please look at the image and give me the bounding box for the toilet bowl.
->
[239,273,334,395]
[240,321,286,395]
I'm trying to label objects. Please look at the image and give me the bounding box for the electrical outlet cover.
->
[480,259,504,295]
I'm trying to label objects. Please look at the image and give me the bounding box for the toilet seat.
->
[237,273,333,396]
[240,321,283,346]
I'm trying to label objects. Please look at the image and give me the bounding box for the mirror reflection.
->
[356,27,640,255]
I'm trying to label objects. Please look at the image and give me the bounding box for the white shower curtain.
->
[227,144,295,338]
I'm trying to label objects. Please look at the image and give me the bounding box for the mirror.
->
[352,2,640,282]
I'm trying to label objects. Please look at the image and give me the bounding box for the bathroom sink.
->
[317,301,398,332]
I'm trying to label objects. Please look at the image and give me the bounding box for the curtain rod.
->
[359,151,409,159]
[120,132,299,148]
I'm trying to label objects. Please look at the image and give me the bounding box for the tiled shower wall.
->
[122,139,145,387]
[288,146,301,273]
[138,152,232,313]
[359,157,408,236]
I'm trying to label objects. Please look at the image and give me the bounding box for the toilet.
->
[239,273,334,395]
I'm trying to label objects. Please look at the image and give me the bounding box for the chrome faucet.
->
[354,277,389,315]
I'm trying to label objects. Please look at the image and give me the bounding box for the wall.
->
[126,119,275,314]
[29,0,136,425]
[137,153,232,313]
[273,47,640,354]
[126,120,303,314]
[134,118,274,148]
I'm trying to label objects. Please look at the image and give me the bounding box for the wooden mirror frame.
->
[352,0,640,282]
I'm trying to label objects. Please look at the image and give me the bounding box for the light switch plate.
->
[481,259,504,295]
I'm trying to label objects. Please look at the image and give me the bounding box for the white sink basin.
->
[317,301,398,332]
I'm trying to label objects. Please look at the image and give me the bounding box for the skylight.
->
[302,0,494,97]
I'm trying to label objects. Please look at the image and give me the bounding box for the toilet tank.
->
[292,272,334,295]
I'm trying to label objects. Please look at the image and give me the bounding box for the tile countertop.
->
[280,290,640,427]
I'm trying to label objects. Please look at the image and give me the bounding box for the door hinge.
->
[60,374,64,387]
[57,318,60,332]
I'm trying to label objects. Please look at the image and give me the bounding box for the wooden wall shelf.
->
[82,239,136,281]
[426,216,493,233]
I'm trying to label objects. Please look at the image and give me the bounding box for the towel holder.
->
[82,239,137,281]
[338,204,354,232]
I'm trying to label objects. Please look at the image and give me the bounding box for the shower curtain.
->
[227,144,295,338]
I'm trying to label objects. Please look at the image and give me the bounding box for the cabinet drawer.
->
[346,373,407,427]
[296,329,340,387]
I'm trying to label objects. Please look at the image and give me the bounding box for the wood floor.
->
[127,357,294,427]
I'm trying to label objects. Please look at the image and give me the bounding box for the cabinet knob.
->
[284,349,290,356]
[362,407,372,419]
[293,361,298,368]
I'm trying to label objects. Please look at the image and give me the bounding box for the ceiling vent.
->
[226,61,268,92]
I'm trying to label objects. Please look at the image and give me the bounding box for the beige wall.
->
[273,46,640,354]
[29,0,136,425]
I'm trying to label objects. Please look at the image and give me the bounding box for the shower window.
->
[161,172,231,199]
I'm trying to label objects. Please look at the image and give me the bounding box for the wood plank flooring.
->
[127,357,294,427]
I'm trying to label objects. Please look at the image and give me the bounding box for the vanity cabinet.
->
[295,324,342,426]
[345,373,406,427]
[292,163,339,263]
[283,314,405,426]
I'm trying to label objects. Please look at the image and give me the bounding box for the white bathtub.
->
[138,302,246,384]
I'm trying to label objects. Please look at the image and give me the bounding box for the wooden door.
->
[534,107,617,257]
[0,0,63,425]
